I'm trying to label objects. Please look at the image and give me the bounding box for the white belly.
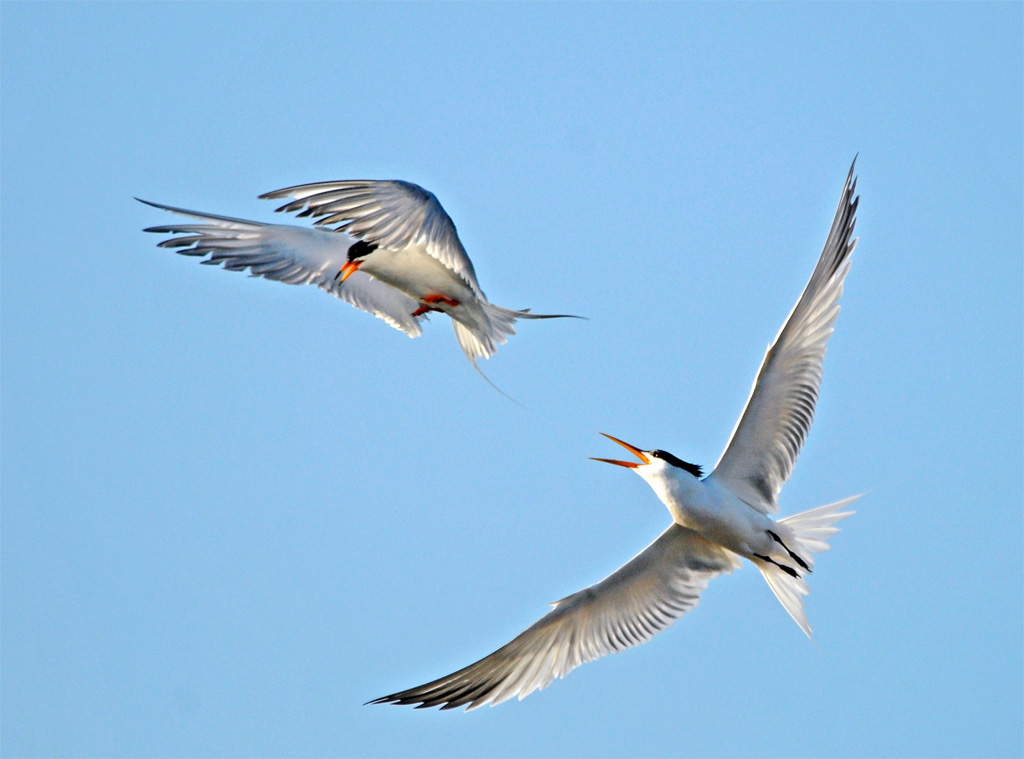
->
[361,246,478,305]
[658,475,775,557]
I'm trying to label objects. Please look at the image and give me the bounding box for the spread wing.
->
[370,524,740,711]
[259,180,484,299]
[139,200,425,337]
[708,160,859,514]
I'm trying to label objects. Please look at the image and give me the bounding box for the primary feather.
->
[709,162,859,514]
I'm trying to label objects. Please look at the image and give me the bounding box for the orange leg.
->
[412,294,460,316]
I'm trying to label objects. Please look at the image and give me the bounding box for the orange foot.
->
[412,294,460,317]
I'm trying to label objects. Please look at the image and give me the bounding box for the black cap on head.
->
[347,239,378,262]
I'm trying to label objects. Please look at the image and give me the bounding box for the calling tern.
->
[371,160,862,711]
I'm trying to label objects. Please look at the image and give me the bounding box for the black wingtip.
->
[365,695,437,709]
[847,155,859,186]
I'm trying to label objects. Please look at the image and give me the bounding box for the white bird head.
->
[590,433,704,482]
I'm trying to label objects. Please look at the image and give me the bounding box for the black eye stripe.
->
[649,450,703,478]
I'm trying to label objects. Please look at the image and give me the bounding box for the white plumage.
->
[140,180,577,367]
[372,160,861,711]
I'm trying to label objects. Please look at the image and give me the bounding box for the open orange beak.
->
[337,260,363,282]
[589,432,650,468]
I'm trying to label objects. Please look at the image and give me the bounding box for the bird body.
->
[139,179,577,368]
[638,460,814,573]
[644,461,779,558]
[349,240,535,362]
[594,434,857,636]
[372,160,862,711]
[354,242,477,309]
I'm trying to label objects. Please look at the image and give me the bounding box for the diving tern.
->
[371,160,861,711]
[139,181,577,369]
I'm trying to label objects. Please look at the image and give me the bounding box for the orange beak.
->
[589,432,650,468]
[337,260,362,282]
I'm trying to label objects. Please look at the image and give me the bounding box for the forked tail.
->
[452,303,582,364]
[755,494,860,638]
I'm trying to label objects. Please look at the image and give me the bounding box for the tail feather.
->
[452,303,583,364]
[452,319,498,364]
[779,495,860,553]
[451,304,583,401]
[760,565,813,637]
[758,494,860,638]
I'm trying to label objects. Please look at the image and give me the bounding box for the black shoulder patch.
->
[650,449,703,478]
[347,239,378,262]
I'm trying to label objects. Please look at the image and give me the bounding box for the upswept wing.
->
[259,180,484,299]
[709,161,859,514]
[140,200,424,337]
[370,524,740,711]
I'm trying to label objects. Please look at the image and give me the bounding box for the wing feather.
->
[709,160,859,514]
[370,524,740,711]
[139,200,424,337]
[259,180,484,298]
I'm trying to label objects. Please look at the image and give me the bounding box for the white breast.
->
[361,245,478,305]
[646,466,771,556]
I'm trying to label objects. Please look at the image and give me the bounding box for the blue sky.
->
[2,2,1021,757]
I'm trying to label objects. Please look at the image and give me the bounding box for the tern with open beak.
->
[371,160,861,711]
[139,180,578,371]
